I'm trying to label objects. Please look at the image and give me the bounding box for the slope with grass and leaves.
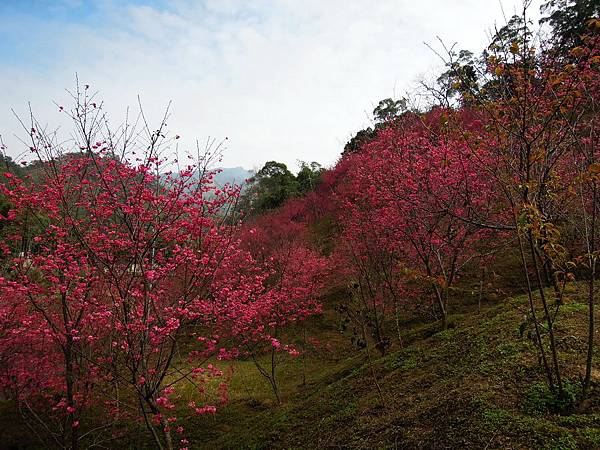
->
[181,282,600,450]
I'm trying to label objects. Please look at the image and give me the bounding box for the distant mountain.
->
[165,167,254,190]
[213,167,254,188]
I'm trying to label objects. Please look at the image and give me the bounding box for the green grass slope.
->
[2,284,600,449]
[184,286,600,450]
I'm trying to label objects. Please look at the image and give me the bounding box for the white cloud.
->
[0,0,542,171]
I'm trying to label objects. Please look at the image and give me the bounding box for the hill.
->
[181,283,600,449]
[2,280,599,449]
[213,167,254,188]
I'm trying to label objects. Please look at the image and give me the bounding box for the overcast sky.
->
[0,0,542,172]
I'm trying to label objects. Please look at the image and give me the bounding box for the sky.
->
[0,0,542,172]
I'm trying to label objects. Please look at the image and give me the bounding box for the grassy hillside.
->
[2,280,600,449]
[179,284,600,450]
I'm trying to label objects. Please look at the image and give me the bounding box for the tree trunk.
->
[159,414,174,450]
[64,339,78,450]
[528,231,563,396]
[583,182,597,398]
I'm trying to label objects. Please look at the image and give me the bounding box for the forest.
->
[1,0,600,449]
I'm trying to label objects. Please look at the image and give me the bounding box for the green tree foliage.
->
[251,161,298,212]
[436,49,481,105]
[490,14,533,53]
[343,127,376,156]
[343,97,408,156]
[435,3,600,108]
[373,98,407,123]
[238,160,323,216]
[0,155,24,246]
[297,161,324,194]
[541,0,600,50]
[0,154,24,178]
[432,14,537,107]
